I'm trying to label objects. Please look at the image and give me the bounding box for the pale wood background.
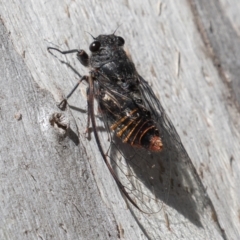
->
[1,0,240,239]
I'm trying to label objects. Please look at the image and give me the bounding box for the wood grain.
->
[0,0,239,239]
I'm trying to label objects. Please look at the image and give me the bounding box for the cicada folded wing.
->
[94,73,207,217]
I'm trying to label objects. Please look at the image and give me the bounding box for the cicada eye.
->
[117,36,125,46]
[89,41,101,52]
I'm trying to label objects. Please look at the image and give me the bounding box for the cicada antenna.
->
[85,31,96,39]
[112,24,122,35]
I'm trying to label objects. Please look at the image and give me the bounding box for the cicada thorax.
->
[98,87,163,152]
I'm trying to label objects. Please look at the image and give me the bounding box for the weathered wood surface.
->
[0,0,240,239]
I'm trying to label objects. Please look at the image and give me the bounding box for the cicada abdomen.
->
[98,86,163,152]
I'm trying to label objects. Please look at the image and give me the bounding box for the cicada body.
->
[86,35,162,152]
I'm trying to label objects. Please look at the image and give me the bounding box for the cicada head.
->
[88,34,126,66]
[89,34,125,53]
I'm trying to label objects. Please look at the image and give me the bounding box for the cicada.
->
[48,33,197,214]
